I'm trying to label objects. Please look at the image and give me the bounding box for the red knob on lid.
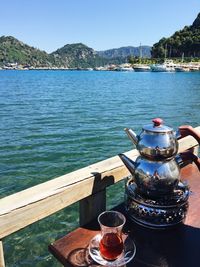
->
[152,118,163,127]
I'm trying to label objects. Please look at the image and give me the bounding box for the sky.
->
[0,0,199,53]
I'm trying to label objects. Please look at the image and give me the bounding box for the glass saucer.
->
[88,234,136,266]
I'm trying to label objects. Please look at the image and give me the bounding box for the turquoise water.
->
[0,70,200,266]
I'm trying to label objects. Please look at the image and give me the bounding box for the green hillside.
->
[50,43,109,68]
[151,13,200,58]
[0,36,54,67]
[0,37,124,68]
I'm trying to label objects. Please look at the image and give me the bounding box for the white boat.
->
[94,66,108,71]
[115,63,134,72]
[120,67,134,71]
[151,59,176,72]
[133,64,151,72]
[175,66,190,72]
[189,65,199,71]
[116,66,134,71]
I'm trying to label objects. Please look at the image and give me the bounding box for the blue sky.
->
[0,0,199,52]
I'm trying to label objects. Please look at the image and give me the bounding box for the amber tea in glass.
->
[98,211,126,261]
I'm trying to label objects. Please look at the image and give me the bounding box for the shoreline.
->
[1,61,200,72]
[1,60,200,72]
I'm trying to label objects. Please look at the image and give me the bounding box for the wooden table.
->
[49,164,200,267]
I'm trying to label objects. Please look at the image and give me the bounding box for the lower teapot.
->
[119,154,181,198]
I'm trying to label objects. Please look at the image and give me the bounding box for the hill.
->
[97,46,151,59]
[0,36,151,68]
[151,13,200,58]
[50,43,109,68]
[0,36,54,67]
[0,37,125,68]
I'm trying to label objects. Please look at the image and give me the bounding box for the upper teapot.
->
[125,118,178,160]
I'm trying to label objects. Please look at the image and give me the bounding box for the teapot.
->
[124,118,178,160]
[119,119,200,198]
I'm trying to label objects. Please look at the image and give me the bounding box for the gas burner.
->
[126,179,190,207]
[125,179,189,229]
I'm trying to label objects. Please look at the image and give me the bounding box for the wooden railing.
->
[0,126,200,267]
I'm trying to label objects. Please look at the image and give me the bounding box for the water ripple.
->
[0,70,200,266]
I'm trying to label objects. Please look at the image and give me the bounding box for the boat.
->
[115,66,134,71]
[175,65,190,72]
[189,65,199,71]
[94,66,108,71]
[133,64,151,72]
[117,67,134,71]
[115,63,134,72]
[151,59,176,72]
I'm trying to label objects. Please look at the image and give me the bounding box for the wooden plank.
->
[0,241,5,267]
[79,190,106,226]
[0,156,132,239]
[0,127,199,239]
[178,126,200,152]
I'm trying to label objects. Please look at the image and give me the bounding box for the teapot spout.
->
[118,153,136,175]
[124,128,138,146]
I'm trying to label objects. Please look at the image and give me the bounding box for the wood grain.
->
[0,242,5,267]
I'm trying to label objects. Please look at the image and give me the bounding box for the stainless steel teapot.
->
[124,118,178,160]
[119,119,200,198]
[119,154,181,197]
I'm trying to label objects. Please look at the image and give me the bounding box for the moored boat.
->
[151,59,176,72]
[175,65,190,72]
[189,65,199,71]
[133,64,151,72]
[116,66,134,71]
[118,67,134,71]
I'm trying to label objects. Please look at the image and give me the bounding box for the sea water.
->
[0,70,200,266]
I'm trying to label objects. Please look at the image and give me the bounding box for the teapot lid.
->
[142,118,173,133]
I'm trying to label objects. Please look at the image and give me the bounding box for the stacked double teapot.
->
[119,118,200,229]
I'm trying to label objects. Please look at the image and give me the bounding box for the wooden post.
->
[0,241,5,267]
[79,189,106,226]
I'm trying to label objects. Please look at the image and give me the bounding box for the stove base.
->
[125,179,189,229]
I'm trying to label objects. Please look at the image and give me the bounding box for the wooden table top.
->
[49,164,200,267]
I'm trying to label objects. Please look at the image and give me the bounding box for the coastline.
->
[0,61,200,72]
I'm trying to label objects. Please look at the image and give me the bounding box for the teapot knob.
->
[152,118,163,127]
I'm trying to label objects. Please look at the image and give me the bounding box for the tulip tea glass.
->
[98,211,126,261]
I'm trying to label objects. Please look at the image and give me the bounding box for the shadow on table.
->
[127,222,200,267]
[67,247,93,266]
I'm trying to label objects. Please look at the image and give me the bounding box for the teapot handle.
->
[178,125,200,171]
[178,125,200,143]
[179,151,200,171]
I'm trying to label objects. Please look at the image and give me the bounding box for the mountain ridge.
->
[97,45,151,58]
[0,36,151,68]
